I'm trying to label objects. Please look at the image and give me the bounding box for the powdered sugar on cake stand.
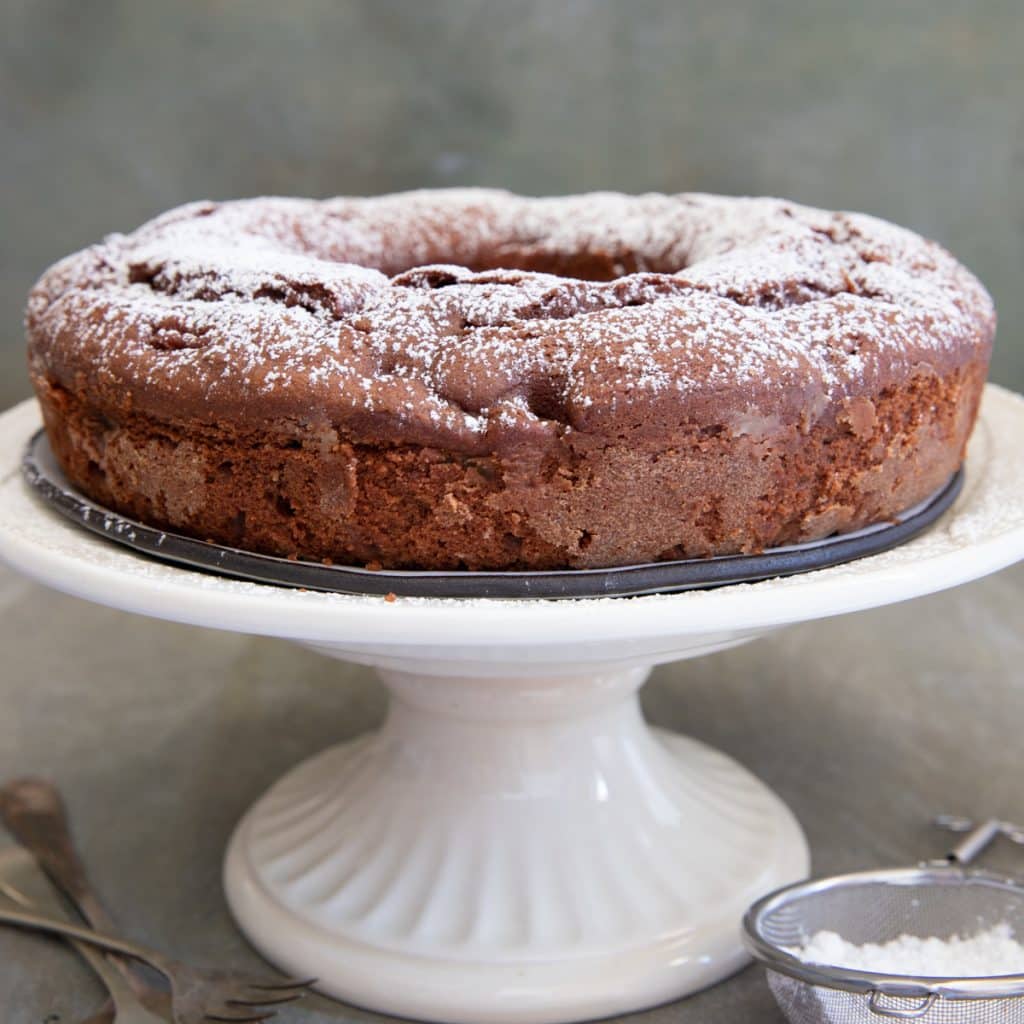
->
[0,385,1022,1024]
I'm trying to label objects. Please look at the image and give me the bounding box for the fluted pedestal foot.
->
[225,666,808,1023]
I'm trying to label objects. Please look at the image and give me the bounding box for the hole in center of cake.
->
[467,249,640,282]
[386,247,685,284]
[468,245,685,281]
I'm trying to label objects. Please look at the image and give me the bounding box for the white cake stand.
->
[1,386,1023,1024]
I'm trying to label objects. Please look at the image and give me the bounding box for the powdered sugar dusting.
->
[27,189,995,447]
[788,923,1024,977]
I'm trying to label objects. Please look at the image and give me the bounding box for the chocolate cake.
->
[26,190,995,571]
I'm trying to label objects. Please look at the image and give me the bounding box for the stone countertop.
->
[2,559,1023,1022]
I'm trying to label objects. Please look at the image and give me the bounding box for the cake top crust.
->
[27,189,995,453]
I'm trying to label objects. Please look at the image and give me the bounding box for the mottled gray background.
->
[2,0,1023,410]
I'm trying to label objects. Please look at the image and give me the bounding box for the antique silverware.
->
[0,774,170,1020]
[0,841,171,1023]
[0,779,312,1024]
[0,892,311,1023]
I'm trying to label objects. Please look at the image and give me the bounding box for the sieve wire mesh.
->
[753,872,1024,1023]
[768,972,1024,1024]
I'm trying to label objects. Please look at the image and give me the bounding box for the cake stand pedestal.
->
[1,385,1023,1024]
[226,664,805,1023]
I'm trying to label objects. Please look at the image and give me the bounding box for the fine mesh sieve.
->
[743,818,1024,1022]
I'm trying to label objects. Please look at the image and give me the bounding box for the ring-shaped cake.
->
[26,190,994,570]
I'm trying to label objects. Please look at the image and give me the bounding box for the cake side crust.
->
[34,359,986,571]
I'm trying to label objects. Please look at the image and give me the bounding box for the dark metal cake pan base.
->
[23,429,962,600]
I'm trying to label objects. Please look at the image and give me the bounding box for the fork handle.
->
[0,777,114,931]
[1,878,147,1014]
[0,895,162,969]
[0,778,161,1001]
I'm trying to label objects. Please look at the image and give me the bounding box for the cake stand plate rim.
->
[0,384,1022,644]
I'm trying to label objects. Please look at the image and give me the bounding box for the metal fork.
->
[0,779,163,1004]
[0,890,311,1024]
[0,843,171,1024]
[0,779,312,1024]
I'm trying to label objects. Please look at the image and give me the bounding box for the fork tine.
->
[238,976,317,991]
[231,989,306,1007]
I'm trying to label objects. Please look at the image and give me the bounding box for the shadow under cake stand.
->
[1,384,1023,1024]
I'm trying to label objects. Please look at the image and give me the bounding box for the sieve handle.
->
[867,991,938,1019]
[935,815,1024,865]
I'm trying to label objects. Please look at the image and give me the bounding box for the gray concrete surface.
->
[2,558,1023,1020]
[2,0,1024,408]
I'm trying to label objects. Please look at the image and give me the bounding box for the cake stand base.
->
[224,665,808,1024]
